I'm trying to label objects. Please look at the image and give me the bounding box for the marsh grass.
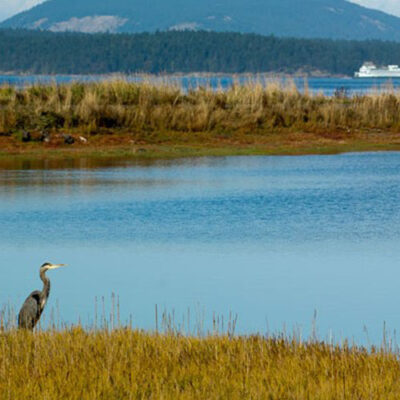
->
[1,301,400,399]
[2,79,400,139]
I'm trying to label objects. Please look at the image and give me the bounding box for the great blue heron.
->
[18,263,66,330]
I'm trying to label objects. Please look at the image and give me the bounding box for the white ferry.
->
[355,62,400,78]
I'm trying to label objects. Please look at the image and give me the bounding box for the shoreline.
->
[1,80,400,168]
[1,130,400,168]
[0,71,350,79]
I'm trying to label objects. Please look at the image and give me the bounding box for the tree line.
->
[1,29,400,75]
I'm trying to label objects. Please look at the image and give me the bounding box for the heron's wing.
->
[18,291,41,329]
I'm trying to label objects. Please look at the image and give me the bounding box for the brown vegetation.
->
[1,80,400,160]
[1,327,400,399]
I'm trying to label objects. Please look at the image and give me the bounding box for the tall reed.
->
[1,79,400,137]
[0,303,400,399]
[1,328,400,399]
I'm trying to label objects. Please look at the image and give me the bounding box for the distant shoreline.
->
[0,71,350,79]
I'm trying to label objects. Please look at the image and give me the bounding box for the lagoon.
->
[0,153,400,344]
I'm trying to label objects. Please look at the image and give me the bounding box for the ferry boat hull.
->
[355,62,400,78]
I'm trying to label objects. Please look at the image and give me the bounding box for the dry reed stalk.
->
[0,327,400,399]
[1,79,400,137]
[1,303,400,399]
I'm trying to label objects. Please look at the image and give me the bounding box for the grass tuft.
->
[0,301,399,399]
[2,79,400,163]
[1,79,400,136]
[1,327,400,399]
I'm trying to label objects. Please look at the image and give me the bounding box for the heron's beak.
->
[49,264,67,270]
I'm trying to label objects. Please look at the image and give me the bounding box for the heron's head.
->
[40,262,67,273]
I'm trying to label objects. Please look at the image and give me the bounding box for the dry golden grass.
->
[1,326,400,399]
[1,79,400,138]
[2,79,400,162]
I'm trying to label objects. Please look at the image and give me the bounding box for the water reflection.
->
[0,156,157,170]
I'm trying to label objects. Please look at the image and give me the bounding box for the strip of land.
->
[1,80,400,167]
[2,132,400,170]
[1,130,400,162]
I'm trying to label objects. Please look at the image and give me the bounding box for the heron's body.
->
[18,263,65,330]
[18,291,46,330]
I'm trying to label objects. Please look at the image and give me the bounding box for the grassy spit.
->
[1,328,400,399]
[1,79,400,162]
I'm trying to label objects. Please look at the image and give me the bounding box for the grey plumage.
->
[18,291,45,330]
[18,262,66,330]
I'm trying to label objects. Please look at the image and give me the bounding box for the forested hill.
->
[1,29,400,76]
[4,0,400,41]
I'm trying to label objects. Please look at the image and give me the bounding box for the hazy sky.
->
[350,0,400,16]
[0,0,45,21]
[1,0,400,21]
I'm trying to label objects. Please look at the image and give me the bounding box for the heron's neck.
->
[40,269,51,303]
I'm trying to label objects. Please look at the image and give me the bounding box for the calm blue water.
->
[1,74,400,96]
[1,153,400,344]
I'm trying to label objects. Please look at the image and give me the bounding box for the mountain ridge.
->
[3,0,400,41]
